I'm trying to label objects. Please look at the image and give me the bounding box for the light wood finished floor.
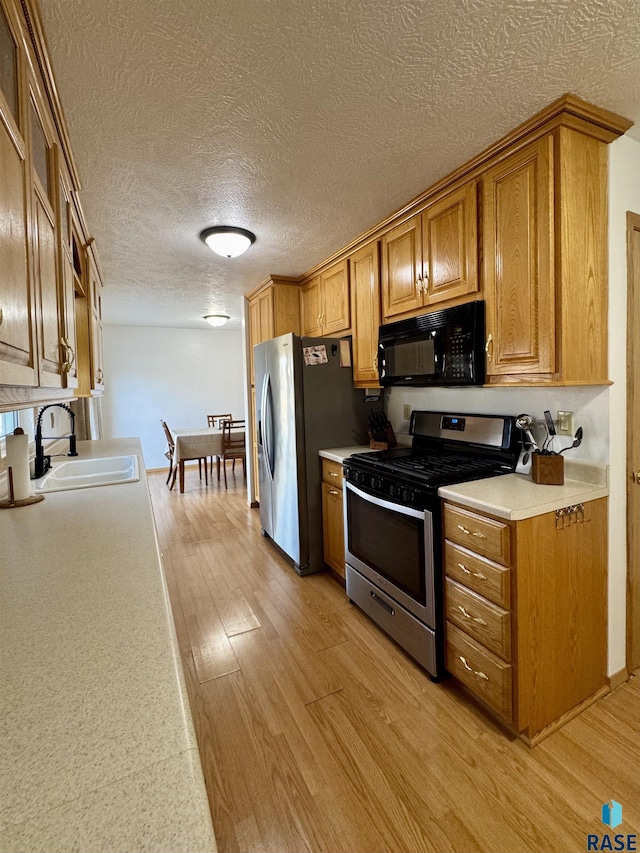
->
[149,471,640,853]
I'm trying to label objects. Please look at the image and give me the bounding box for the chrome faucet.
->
[33,403,78,479]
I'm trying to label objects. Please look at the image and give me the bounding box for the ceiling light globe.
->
[199,226,256,258]
[203,314,230,327]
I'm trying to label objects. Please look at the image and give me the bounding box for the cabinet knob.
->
[485,333,493,362]
[633,470,640,484]
[415,275,423,294]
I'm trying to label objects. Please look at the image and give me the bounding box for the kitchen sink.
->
[33,455,140,493]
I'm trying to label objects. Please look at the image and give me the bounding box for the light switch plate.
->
[403,403,411,420]
[557,411,574,435]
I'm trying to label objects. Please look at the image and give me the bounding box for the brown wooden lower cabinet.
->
[443,497,608,745]
[321,458,345,578]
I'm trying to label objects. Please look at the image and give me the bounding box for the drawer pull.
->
[457,524,487,539]
[370,590,394,616]
[329,489,340,496]
[457,562,487,580]
[329,471,339,477]
[459,655,489,680]
[457,605,487,626]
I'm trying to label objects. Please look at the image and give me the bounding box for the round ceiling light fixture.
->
[203,314,230,327]
[199,226,256,258]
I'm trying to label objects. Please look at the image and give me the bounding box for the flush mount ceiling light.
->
[199,226,256,258]
[203,314,230,327]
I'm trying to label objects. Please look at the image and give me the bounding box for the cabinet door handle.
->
[459,656,489,680]
[485,333,493,362]
[457,605,487,626]
[317,313,322,327]
[457,524,487,539]
[633,470,640,484]
[329,472,339,477]
[96,368,104,383]
[415,275,423,294]
[0,306,3,326]
[329,489,340,496]
[60,336,75,371]
[457,562,487,580]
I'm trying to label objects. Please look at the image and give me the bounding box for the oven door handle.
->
[345,482,426,520]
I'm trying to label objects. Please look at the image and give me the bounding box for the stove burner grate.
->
[387,454,499,482]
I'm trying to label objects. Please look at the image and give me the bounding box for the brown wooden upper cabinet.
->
[482,136,555,378]
[247,276,300,385]
[482,127,611,384]
[0,3,38,388]
[29,82,68,390]
[301,259,351,337]
[381,181,479,322]
[0,0,105,408]
[349,240,381,388]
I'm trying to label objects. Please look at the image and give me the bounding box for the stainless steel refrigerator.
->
[254,333,371,575]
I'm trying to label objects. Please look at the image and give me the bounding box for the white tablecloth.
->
[171,427,244,464]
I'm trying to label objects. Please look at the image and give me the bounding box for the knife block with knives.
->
[368,411,397,450]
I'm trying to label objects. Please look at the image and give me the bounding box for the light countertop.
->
[0,438,216,853]
[318,445,373,463]
[438,460,609,521]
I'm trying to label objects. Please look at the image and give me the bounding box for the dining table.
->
[170,426,245,493]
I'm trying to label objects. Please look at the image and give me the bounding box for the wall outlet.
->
[403,403,411,420]
[557,411,574,435]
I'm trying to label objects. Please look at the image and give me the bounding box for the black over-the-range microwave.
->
[377,301,485,387]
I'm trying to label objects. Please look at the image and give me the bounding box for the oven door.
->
[344,481,435,628]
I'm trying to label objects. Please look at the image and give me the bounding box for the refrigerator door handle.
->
[261,372,274,480]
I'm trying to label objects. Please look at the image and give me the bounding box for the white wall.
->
[385,133,640,677]
[607,134,640,675]
[102,325,245,470]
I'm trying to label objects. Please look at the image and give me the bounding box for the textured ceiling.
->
[38,0,640,330]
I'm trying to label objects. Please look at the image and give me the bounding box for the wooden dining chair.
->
[220,419,246,488]
[160,419,178,490]
[162,419,208,490]
[207,413,232,475]
[207,413,232,428]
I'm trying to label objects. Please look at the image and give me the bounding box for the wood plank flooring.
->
[148,471,640,853]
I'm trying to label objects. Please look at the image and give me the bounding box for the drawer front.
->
[446,622,513,722]
[444,504,511,565]
[445,542,510,607]
[322,458,343,486]
[445,578,511,660]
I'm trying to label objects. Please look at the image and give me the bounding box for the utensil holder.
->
[531,452,564,485]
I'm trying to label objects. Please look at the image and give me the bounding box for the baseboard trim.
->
[607,667,629,691]
[521,685,610,748]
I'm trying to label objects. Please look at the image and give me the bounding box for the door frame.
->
[626,211,640,674]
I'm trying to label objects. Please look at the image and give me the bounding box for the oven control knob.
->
[388,483,398,498]
[354,471,366,485]
[371,476,383,490]
[401,486,415,502]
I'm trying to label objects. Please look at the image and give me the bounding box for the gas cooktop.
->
[344,411,521,503]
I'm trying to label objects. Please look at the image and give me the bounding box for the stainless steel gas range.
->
[343,411,521,680]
